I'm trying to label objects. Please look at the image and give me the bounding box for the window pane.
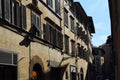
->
[0,52,12,64]
[0,0,2,18]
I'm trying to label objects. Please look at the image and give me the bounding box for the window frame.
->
[31,11,41,37]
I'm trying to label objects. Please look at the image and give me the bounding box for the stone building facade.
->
[92,47,105,80]
[0,0,95,80]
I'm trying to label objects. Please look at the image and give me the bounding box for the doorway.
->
[33,63,43,80]
[0,65,17,80]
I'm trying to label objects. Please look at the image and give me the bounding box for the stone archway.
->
[30,55,44,80]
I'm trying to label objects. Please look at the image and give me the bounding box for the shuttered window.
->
[50,26,54,44]
[0,0,2,18]
[71,40,75,55]
[31,12,41,37]
[21,5,26,30]
[55,0,60,15]
[70,16,74,32]
[65,35,69,53]
[59,32,63,49]
[4,0,11,22]
[47,0,53,8]
[44,23,50,42]
[11,1,15,24]
[14,2,20,27]
[55,29,58,46]
[64,9,68,27]
[44,22,63,49]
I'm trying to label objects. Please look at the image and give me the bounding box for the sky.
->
[74,0,111,47]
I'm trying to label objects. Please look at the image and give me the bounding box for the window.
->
[44,23,50,42]
[31,12,41,37]
[71,40,75,56]
[44,22,63,49]
[0,0,2,18]
[77,27,83,38]
[65,35,69,53]
[55,0,60,15]
[64,9,68,27]
[47,0,53,8]
[14,2,26,29]
[21,4,26,29]
[70,16,74,32]
[14,2,21,27]
[4,0,11,22]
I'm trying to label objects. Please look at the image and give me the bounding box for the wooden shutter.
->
[45,23,50,42]
[11,1,15,24]
[0,0,2,18]
[60,33,63,49]
[14,2,20,27]
[21,5,26,30]
[53,28,56,45]
[36,16,40,36]
[4,0,11,22]
[31,12,36,27]
[56,30,58,46]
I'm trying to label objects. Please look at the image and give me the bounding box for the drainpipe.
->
[29,43,31,79]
